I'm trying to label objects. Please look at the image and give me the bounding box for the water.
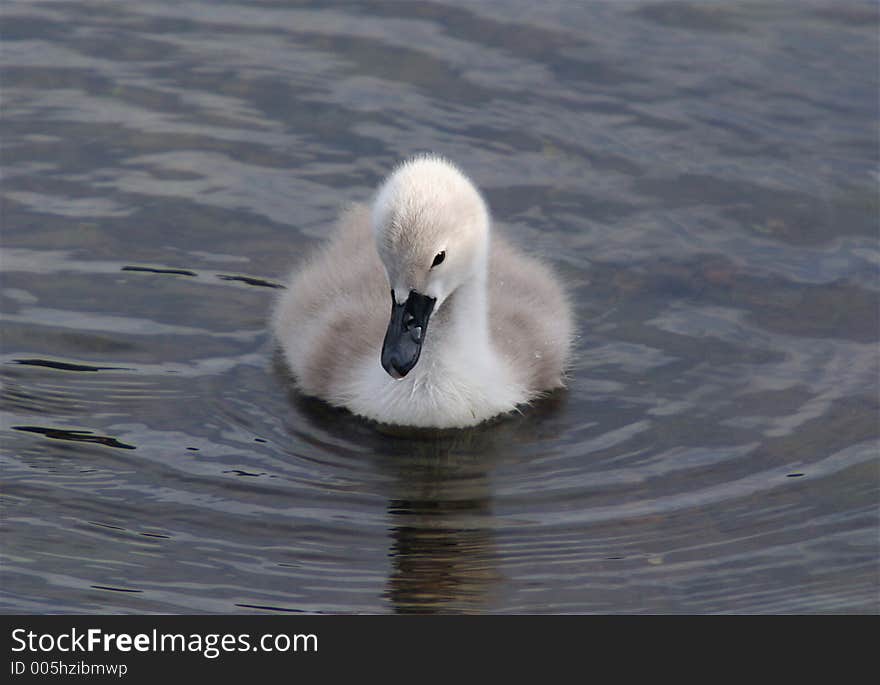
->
[1,0,878,614]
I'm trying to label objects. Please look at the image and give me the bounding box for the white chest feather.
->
[343,338,527,428]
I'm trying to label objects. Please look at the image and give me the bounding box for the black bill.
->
[381,289,436,379]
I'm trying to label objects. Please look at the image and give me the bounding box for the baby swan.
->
[272,155,573,428]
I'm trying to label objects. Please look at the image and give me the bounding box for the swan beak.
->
[381,290,436,379]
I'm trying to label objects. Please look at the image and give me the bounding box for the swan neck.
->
[446,255,490,348]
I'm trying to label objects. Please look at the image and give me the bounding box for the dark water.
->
[2,1,878,614]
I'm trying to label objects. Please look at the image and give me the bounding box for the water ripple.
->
[1,0,877,613]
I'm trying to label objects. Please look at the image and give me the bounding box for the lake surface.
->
[1,0,878,614]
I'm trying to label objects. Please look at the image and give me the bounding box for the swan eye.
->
[431,251,446,268]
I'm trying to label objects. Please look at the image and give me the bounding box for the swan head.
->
[371,155,490,379]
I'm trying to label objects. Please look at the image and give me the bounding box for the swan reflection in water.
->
[288,377,567,614]
[382,438,500,614]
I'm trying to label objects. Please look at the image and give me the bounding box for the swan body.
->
[272,155,573,428]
